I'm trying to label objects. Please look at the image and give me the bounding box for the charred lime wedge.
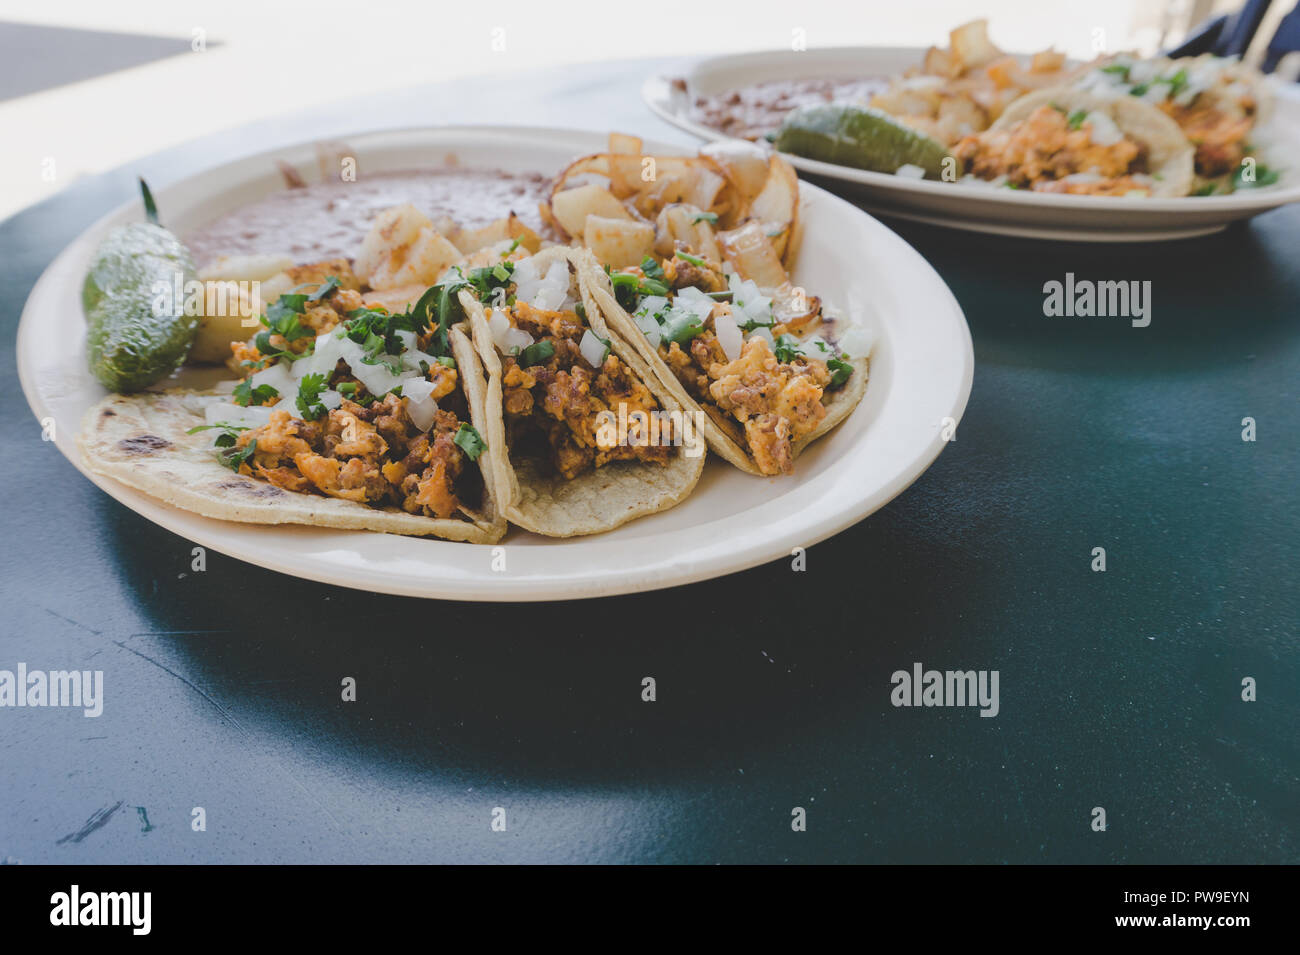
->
[774,103,952,179]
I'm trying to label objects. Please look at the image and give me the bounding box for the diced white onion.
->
[1085,111,1124,146]
[514,256,572,311]
[579,329,609,368]
[634,313,662,349]
[319,389,343,411]
[895,163,927,179]
[800,335,834,357]
[635,295,669,318]
[203,402,274,429]
[401,348,437,372]
[349,357,415,398]
[713,308,743,362]
[502,327,535,355]
[1141,83,1170,104]
[406,395,439,432]
[488,308,510,351]
[249,361,296,398]
[837,322,875,358]
[402,376,439,431]
[749,326,775,347]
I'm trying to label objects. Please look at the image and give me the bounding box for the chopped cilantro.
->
[1100,63,1130,78]
[676,251,706,268]
[1234,163,1279,190]
[773,334,803,363]
[306,276,341,303]
[608,267,669,311]
[453,423,486,461]
[826,356,853,388]
[1066,109,1088,131]
[186,422,249,448]
[295,372,328,420]
[691,212,719,225]
[518,340,556,367]
[661,309,705,345]
[233,379,278,407]
[640,256,666,282]
[219,438,257,472]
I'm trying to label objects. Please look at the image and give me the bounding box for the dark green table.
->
[1,60,1295,864]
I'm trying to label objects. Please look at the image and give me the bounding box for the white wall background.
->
[0,0,1166,218]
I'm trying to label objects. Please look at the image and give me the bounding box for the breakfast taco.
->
[584,244,869,477]
[537,135,872,476]
[80,276,506,542]
[954,87,1195,196]
[462,245,705,537]
[1073,53,1273,192]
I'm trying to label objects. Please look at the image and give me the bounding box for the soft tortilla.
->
[993,87,1195,197]
[583,265,869,477]
[78,324,507,543]
[465,246,705,537]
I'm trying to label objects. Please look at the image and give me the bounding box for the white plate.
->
[17,125,972,601]
[643,48,1300,242]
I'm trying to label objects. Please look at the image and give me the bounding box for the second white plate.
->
[644,47,1300,242]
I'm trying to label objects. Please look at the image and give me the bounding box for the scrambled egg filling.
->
[954,105,1149,195]
[660,314,832,477]
[1160,99,1254,178]
[500,302,674,481]
[229,322,476,520]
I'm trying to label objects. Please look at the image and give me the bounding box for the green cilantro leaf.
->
[186,422,250,448]
[453,423,486,461]
[518,340,556,366]
[219,438,257,472]
[826,356,853,388]
[295,373,329,420]
[233,379,278,407]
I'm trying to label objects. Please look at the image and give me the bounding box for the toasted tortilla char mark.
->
[215,478,287,498]
[116,434,173,455]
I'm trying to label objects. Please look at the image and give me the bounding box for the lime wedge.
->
[774,103,952,179]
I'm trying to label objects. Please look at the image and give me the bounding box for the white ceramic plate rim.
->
[643,48,1300,212]
[17,124,973,601]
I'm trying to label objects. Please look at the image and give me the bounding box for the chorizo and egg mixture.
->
[954,103,1155,196]
[612,241,864,476]
[192,269,489,520]
[484,256,680,480]
[1075,54,1271,192]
